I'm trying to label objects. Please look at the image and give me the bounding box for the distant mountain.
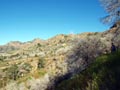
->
[0,38,45,53]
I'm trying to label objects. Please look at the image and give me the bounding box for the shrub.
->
[6,64,19,80]
[0,56,6,61]
[67,35,106,67]
[37,43,42,47]
[38,58,45,69]
[22,63,32,72]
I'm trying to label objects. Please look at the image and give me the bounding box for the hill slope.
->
[55,51,120,90]
[0,26,120,90]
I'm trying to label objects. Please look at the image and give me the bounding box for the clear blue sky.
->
[0,0,109,45]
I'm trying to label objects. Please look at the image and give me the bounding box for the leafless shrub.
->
[66,35,107,73]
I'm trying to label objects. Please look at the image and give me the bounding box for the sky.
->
[0,0,109,45]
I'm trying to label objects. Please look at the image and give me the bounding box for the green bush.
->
[0,56,6,61]
[6,64,19,80]
[38,58,45,69]
[37,43,42,47]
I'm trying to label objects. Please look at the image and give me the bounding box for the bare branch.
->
[99,0,120,25]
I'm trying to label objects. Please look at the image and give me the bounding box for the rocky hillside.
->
[0,25,120,90]
[55,49,120,90]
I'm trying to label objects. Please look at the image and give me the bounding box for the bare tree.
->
[99,0,120,25]
[66,35,107,74]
